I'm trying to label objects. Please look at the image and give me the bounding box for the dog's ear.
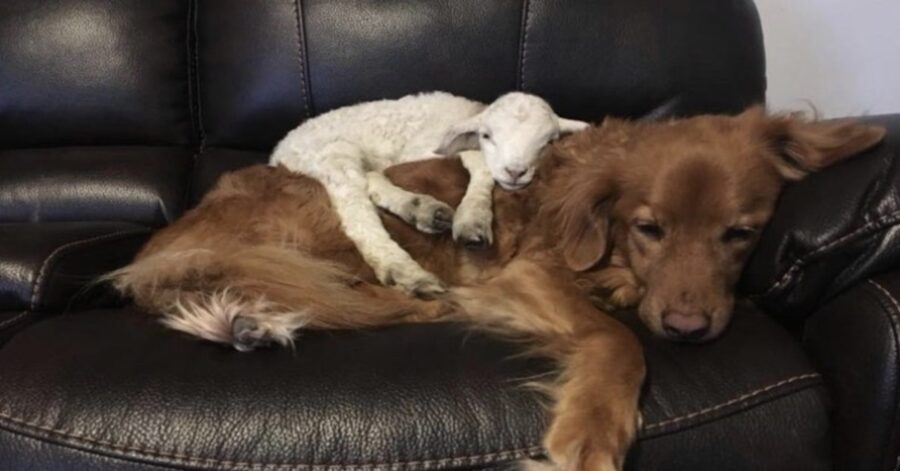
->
[435,114,481,155]
[545,162,617,272]
[747,106,886,180]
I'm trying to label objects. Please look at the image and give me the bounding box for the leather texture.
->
[743,114,900,320]
[0,147,192,226]
[0,0,195,148]
[803,270,900,471]
[196,0,765,151]
[0,223,149,312]
[0,305,826,471]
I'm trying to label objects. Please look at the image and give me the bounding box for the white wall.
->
[755,0,900,118]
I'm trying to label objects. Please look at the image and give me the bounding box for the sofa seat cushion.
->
[0,305,827,470]
[0,222,150,314]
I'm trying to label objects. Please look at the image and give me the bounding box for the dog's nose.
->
[662,310,710,342]
[505,167,527,180]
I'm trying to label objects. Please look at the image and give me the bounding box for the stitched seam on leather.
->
[292,0,313,118]
[190,0,206,151]
[0,410,542,471]
[865,279,900,470]
[516,0,532,91]
[0,311,30,330]
[28,230,149,312]
[642,373,821,432]
[761,210,900,297]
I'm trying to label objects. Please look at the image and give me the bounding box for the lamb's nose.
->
[505,167,527,180]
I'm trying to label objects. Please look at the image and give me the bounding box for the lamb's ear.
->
[756,108,886,180]
[558,117,590,134]
[435,115,481,155]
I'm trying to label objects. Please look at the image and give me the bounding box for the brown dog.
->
[111,107,882,470]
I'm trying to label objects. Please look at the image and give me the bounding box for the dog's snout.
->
[505,167,527,181]
[662,309,710,342]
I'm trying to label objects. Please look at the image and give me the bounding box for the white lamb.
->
[270,91,588,296]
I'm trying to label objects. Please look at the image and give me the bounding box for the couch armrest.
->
[803,270,900,470]
[0,223,150,326]
[741,114,900,319]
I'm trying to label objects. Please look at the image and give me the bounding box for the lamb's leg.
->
[320,155,446,297]
[453,150,495,249]
[366,172,455,234]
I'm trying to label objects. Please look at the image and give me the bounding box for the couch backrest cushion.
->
[0,0,194,148]
[196,0,767,151]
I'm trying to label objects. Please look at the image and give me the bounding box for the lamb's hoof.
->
[427,206,454,233]
[408,197,454,234]
[460,233,489,250]
[453,221,493,251]
[231,316,274,352]
[382,264,447,299]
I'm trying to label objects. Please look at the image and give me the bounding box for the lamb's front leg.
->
[454,150,495,249]
[366,172,455,234]
[325,172,446,297]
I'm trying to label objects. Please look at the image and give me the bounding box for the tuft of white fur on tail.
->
[163,289,312,348]
[163,289,249,344]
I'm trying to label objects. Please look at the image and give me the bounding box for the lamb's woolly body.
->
[269,91,586,295]
[272,92,485,175]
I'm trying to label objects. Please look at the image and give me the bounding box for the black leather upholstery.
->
[0,147,192,225]
[0,0,195,148]
[0,0,898,469]
[803,271,900,471]
[0,305,827,471]
[196,0,765,151]
[0,222,148,312]
[744,115,900,320]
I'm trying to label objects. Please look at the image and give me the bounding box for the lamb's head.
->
[436,92,589,190]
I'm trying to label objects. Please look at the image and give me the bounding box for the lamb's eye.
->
[722,226,756,243]
[480,132,491,141]
[634,220,664,240]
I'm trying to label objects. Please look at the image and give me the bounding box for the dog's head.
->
[547,107,884,342]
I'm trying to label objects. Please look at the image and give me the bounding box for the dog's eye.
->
[722,226,756,243]
[634,221,665,240]
[480,132,492,141]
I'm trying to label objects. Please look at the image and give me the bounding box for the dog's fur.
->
[111,107,883,470]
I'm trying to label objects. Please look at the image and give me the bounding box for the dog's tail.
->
[108,244,429,349]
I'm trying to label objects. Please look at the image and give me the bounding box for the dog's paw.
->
[452,203,493,250]
[402,196,454,234]
[231,316,275,352]
[594,267,645,310]
[544,412,637,471]
[381,262,446,299]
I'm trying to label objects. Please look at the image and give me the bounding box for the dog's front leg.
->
[450,259,644,470]
[542,321,645,471]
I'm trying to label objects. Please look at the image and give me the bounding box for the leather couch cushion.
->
[742,114,900,319]
[196,0,765,151]
[0,147,192,225]
[0,305,827,470]
[803,271,900,471]
[0,223,149,313]
[0,0,194,148]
